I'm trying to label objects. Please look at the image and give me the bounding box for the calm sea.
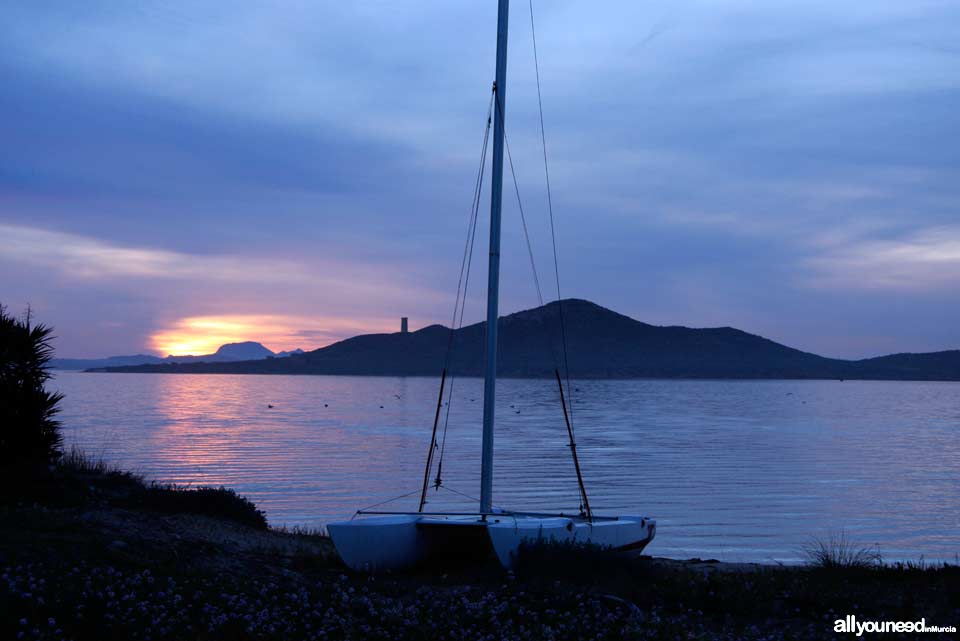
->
[53,371,959,564]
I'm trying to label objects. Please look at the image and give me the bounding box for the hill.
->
[88,300,960,380]
[53,354,166,370]
[212,341,274,360]
[54,341,286,370]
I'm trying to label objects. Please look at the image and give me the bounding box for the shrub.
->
[0,305,63,465]
[60,446,120,476]
[133,484,269,530]
[803,531,882,569]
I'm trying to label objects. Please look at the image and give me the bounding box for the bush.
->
[60,446,127,477]
[0,305,63,465]
[132,484,269,530]
[63,447,269,529]
[803,531,882,569]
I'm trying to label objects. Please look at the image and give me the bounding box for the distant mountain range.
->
[85,300,960,381]
[53,341,303,370]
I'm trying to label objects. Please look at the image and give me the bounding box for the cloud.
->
[803,226,960,291]
[0,223,444,353]
[0,2,492,151]
[1,1,958,358]
[0,222,439,303]
[0,223,308,283]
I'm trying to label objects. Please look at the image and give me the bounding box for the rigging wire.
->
[493,99,547,309]
[435,91,494,485]
[493,84,591,519]
[419,90,494,508]
[529,0,575,420]
[356,488,423,518]
[445,93,495,368]
[439,484,482,505]
[527,0,591,518]
[421,2,591,517]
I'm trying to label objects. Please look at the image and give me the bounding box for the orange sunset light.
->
[149,314,396,357]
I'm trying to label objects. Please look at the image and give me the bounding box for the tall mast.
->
[480,0,509,514]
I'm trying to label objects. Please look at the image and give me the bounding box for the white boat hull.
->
[487,515,656,569]
[326,515,426,572]
[327,513,655,571]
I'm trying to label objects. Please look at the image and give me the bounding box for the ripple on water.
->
[54,372,960,563]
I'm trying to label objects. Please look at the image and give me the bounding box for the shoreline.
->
[3,463,958,640]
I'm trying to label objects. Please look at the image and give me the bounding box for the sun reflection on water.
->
[54,373,960,563]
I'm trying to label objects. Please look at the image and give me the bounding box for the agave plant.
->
[0,305,64,465]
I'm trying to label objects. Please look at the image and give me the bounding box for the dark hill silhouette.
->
[90,300,960,380]
[213,341,274,360]
[849,350,960,381]
[53,354,166,370]
[55,341,283,370]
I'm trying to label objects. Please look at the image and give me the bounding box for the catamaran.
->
[327,0,655,571]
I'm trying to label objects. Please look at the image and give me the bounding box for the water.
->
[53,371,959,564]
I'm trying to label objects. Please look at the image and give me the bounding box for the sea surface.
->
[53,371,959,564]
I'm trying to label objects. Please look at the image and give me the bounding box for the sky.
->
[1,0,958,359]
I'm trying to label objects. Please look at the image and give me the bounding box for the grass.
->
[5,531,956,641]
[60,445,144,484]
[2,454,958,640]
[2,447,267,530]
[271,524,330,539]
[132,484,268,530]
[802,530,882,569]
[508,538,959,634]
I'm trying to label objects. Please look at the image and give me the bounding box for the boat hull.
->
[486,515,656,569]
[417,517,495,565]
[328,513,655,571]
[327,515,426,572]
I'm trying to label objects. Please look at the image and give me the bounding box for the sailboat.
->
[326,0,655,571]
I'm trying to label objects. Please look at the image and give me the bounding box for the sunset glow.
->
[150,314,397,356]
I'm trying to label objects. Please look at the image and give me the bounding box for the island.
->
[88,300,960,381]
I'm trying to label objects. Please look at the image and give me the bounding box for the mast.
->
[480,0,509,514]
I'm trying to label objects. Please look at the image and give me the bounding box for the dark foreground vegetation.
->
[1,306,64,466]
[2,456,958,641]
